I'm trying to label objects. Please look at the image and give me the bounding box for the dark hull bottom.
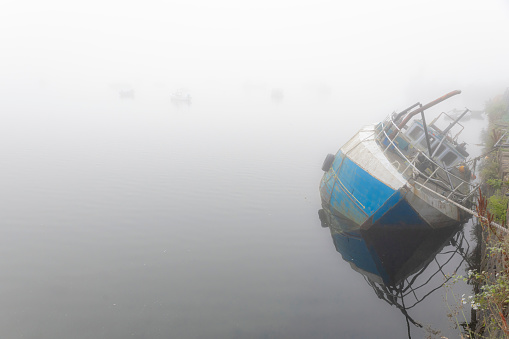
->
[320,198,463,231]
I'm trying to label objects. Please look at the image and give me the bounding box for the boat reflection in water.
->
[318,203,470,338]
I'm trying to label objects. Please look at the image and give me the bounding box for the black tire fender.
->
[318,209,330,228]
[321,153,335,172]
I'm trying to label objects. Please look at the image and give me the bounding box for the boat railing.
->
[432,111,465,142]
[375,113,478,203]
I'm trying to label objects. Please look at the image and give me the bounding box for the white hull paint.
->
[340,125,406,190]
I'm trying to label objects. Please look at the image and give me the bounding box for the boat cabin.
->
[403,119,469,168]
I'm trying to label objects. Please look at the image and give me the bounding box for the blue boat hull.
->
[320,150,457,230]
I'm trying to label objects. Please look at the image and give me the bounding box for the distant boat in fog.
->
[270,89,284,103]
[171,90,192,106]
[119,89,135,99]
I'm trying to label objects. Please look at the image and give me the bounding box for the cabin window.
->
[441,151,458,166]
[408,126,424,140]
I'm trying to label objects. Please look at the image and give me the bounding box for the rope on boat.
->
[412,180,509,234]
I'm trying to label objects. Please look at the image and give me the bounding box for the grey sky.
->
[1,0,508,107]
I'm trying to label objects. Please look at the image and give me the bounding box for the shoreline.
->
[471,88,509,338]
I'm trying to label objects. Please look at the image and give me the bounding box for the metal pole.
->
[419,106,433,157]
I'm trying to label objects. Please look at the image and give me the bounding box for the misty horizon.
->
[2,0,509,110]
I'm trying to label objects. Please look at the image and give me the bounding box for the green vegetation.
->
[487,179,503,189]
[447,263,509,339]
[481,156,500,182]
[486,101,508,122]
[444,90,509,339]
[444,194,509,338]
[480,93,509,224]
[488,193,509,224]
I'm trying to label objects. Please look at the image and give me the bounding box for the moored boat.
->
[171,90,192,105]
[319,90,478,230]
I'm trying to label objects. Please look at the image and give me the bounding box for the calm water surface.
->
[0,88,479,338]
